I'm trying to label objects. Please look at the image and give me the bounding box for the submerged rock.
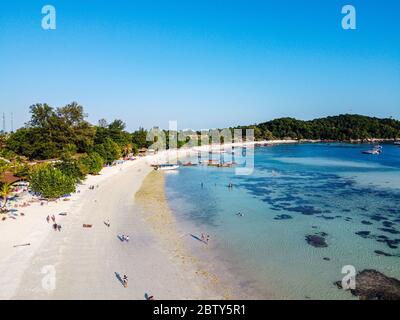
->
[317,215,335,220]
[382,221,395,228]
[374,250,395,257]
[335,269,400,300]
[355,231,371,238]
[370,214,387,222]
[305,234,328,248]
[361,220,373,225]
[378,227,400,235]
[274,214,293,220]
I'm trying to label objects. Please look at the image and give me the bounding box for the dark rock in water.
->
[378,227,400,235]
[377,235,389,240]
[361,220,373,225]
[374,250,394,257]
[370,214,387,222]
[355,231,371,238]
[274,214,293,220]
[382,221,395,228]
[317,215,335,220]
[286,206,322,216]
[305,234,328,248]
[385,239,400,249]
[335,269,400,300]
[323,257,331,261]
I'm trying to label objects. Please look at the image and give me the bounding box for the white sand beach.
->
[0,140,295,300]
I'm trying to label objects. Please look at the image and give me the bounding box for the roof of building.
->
[1,172,23,185]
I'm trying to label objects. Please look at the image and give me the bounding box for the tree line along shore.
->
[0,102,399,201]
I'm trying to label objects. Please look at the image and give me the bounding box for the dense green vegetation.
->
[244,115,400,141]
[30,165,76,199]
[0,102,155,199]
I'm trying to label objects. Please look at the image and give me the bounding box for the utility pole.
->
[10,112,14,132]
[2,112,5,133]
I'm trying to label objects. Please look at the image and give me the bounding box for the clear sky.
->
[0,0,399,131]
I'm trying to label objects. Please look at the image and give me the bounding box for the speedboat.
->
[154,164,180,171]
[362,149,381,155]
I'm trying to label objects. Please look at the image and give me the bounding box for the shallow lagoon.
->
[165,143,400,299]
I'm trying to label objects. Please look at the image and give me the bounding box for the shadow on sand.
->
[115,272,125,287]
[190,234,207,244]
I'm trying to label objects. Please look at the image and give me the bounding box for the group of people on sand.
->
[200,233,210,244]
[46,214,62,232]
[88,185,99,190]
[120,234,130,242]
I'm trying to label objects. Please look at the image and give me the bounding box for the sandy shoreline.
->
[0,140,295,300]
[0,156,225,299]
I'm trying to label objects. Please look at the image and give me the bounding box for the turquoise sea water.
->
[165,143,400,299]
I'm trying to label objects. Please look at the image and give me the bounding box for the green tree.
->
[0,183,13,210]
[80,152,104,175]
[132,128,150,149]
[30,165,76,199]
[56,154,88,183]
[93,138,121,164]
[6,102,95,160]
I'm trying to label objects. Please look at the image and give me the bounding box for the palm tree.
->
[0,183,13,212]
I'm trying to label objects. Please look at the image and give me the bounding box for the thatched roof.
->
[1,172,23,185]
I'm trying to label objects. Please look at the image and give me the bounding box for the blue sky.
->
[0,0,399,131]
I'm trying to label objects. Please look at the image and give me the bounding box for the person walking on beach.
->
[51,215,56,223]
[206,235,210,244]
[57,224,62,232]
[46,215,50,223]
[123,275,128,288]
[125,235,130,242]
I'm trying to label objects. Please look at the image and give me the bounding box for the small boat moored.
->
[154,164,180,171]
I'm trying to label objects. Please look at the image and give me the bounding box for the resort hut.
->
[1,172,23,185]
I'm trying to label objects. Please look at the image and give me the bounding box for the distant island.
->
[239,114,400,142]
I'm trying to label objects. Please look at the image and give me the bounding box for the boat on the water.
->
[154,164,180,171]
[362,149,381,155]
[394,141,400,145]
[182,162,198,167]
[362,145,382,155]
[362,144,383,155]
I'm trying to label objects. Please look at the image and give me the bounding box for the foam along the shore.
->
[0,150,227,299]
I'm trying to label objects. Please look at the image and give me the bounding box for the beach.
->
[0,139,312,300]
[0,144,249,300]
